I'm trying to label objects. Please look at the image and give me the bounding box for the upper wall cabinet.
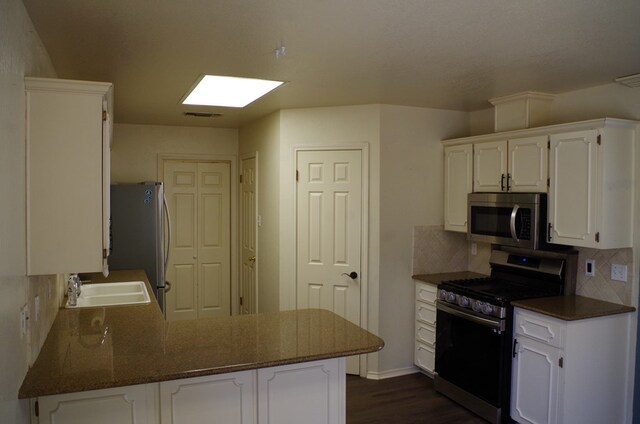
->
[473,136,548,193]
[443,118,638,249]
[444,144,473,232]
[548,126,634,249]
[26,78,113,276]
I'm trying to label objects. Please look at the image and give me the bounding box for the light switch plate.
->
[585,259,595,277]
[611,264,628,282]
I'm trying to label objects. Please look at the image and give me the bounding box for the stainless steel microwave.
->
[467,192,547,249]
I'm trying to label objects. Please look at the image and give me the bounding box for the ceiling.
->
[22,0,640,128]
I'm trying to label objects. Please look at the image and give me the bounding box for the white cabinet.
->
[444,144,473,232]
[414,281,437,374]
[508,136,548,192]
[160,371,255,424]
[35,359,345,424]
[511,308,631,424]
[473,140,508,192]
[548,126,634,249]
[257,358,345,424]
[26,77,113,275]
[473,136,547,193]
[37,384,158,424]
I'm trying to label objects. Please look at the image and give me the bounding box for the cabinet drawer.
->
[415,322,435,346]
[415,282,437,305]
[415,342,435,373]
[514,309,564,348]
[415,302,436,326]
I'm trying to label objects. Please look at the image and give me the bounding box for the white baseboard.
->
[365,366,420,380]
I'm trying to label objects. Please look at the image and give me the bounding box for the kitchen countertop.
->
[512,295,635,321]
[412,271,487,286]
[19,270,384,398]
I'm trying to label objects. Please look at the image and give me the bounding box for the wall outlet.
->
[20,304,29,338]
[34,295,40,322]
[471,242,477,256]
[585,259,595,277]
[611,264,628,282]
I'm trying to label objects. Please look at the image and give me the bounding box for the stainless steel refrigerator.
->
[109,182,171,316]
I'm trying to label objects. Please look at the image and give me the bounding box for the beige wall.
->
[377,105,468,375]
[238,112,281,313]
[111,123,238,182]
[0,1,58,422]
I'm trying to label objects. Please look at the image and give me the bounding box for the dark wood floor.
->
[346,372,488,424]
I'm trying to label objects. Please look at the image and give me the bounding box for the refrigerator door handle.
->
[163,191,172,283]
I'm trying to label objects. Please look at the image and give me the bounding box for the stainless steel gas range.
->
[434,247,577,424]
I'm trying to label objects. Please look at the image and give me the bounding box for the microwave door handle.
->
[510,204,520,241]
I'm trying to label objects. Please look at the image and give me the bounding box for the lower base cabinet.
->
[511,308,631,424]
[36,358,345,424]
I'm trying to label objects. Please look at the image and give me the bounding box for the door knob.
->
[342,271,358,279]
[248,256,256,262]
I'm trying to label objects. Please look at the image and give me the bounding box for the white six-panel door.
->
[164,160,231,321]
[296,149,362,374]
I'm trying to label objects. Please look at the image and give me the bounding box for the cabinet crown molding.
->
[25,77,112,95]
[442,117,640,146]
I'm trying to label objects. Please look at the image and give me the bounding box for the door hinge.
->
[102,110,107,122]
[239,174,243,183]
[103,248,108,259]
[547,177,550,188]
[597,134,602,145]
[296,170,299,182]
[35,400,39,417]
[547,140,551,149]
[559,357,564,368]
[239,296,243,306]
[595,232,600,243]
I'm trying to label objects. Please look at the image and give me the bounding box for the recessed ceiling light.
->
[181,75,285,108]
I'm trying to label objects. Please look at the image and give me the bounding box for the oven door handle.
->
[437,301,504,332]
[510,204,520,242]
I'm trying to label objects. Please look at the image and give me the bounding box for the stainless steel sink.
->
[66,281,151,308]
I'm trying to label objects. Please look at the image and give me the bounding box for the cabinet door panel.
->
[257,358,345,424]
[160,371,255,424]
[474,140,508,192]
[511,337,561,424]
[548,130,598,247]
[444,144,473,231]
[38,384,156,424]
[509,136,548,192]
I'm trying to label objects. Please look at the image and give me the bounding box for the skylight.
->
[181,75,285,108]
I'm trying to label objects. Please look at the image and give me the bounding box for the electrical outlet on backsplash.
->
[575,247,633,306]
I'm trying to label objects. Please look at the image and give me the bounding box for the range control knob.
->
[446,292,457,303]
[472,300,483,313]
[439,290,448,301]
[457,296,470,308]
[481,303,495,315]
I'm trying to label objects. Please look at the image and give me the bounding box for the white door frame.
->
[239,151,259,313]
[291,143,370,376]
[157,153,239,316]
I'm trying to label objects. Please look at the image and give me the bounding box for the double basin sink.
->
[66,281,151,308]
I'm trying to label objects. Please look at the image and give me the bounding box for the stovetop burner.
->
[441,277,560,305]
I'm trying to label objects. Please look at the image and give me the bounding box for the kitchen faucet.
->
[67,274,81,306]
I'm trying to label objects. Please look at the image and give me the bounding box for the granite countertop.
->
[19,270,384,399]
[412,271,487,286]
[512,295,636,321]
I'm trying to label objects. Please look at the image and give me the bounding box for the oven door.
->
[435,301,510,408]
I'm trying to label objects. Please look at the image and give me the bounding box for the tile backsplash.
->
[575,247,633,306]
[412,226,634,306]
[412,225,468,274]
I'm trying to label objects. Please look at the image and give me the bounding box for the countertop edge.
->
[512,295,636,321]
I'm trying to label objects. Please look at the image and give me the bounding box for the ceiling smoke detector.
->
[183,111,223,118]
[615,73,640,88]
